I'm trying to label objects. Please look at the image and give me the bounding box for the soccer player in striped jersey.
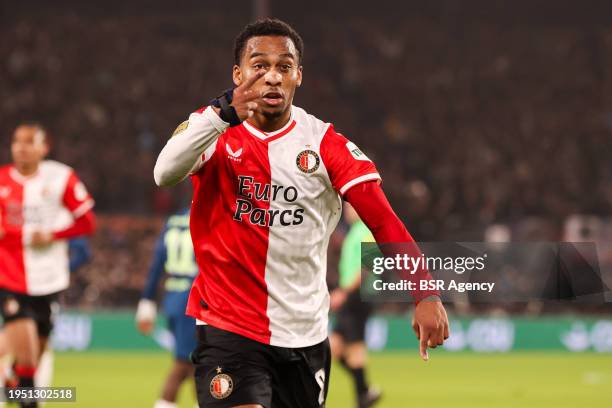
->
[154,18,449,408]
[0,123,96,407]
[0,238,92,398]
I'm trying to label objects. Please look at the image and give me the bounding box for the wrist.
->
[210,89,241,126]
[203,106,230,133]
[335,287,347,294]
[415,294,441,306]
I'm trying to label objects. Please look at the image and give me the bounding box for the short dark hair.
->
[233,18,304,66]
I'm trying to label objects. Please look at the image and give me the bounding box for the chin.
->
[262,105,288,119]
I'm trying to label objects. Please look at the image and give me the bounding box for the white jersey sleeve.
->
[154,106,229,186]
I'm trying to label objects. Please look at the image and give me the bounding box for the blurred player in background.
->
[0,237,92,399]
[0,123,96,407]
[154,18,448,408]
[34,237,93,389]
[330,203,380,408]
[136,208,198,408]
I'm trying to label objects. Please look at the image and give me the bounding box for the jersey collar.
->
[242,107,296,143]
[9,166,39,184]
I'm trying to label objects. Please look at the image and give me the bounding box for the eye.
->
[253,63,265,70]
[280,64,292,72]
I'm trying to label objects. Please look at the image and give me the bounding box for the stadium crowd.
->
[1,1,610,308]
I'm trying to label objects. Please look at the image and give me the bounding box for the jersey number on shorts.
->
[164,227,197,276]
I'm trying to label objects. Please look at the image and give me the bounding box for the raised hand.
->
[231,70,265,120]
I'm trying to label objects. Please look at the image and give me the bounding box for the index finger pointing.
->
[239,70,266,90]
[419,329,429,361]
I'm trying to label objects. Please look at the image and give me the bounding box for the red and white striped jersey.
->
[0,160,94,295]
[184,106,381,347]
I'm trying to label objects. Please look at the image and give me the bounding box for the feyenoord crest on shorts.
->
[209,367,233,400]
[185,105,381,348]
[3,297,20,316]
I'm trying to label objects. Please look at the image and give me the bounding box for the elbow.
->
[154,140,196,186]
[153,167,165,187]
[153,162,179,187]
[79,210,97,236]
[87,212,97,235]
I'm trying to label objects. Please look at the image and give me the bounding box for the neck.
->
[15,163,39,177]
[247,107,292,133]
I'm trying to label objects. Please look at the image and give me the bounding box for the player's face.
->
[234,36,302,119]
[11,126,49,168]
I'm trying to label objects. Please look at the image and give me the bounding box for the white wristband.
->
[136,298,157,322]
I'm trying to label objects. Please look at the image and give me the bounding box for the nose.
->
[264,70,282,86]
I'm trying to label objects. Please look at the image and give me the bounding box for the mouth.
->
[262,91,284,107]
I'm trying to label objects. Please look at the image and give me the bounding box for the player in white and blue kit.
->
[136,208,198,408]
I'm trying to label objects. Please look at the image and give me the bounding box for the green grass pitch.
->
[50,351,612,407]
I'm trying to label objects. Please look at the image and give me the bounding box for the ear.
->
[296,65,303,87]
[232,65,242,87]
[41,143,50,158]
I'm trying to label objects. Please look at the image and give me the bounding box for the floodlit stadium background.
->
[1,0,611,406]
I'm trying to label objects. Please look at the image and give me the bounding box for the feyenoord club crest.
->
[3,297,20,317]
[296,150,320,173]
[210,368,233,400]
